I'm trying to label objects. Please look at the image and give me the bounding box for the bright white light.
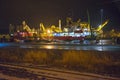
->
[64,28,68,32]
[47,30,50,33]
[76,28,80,30]
[45,45,54,49]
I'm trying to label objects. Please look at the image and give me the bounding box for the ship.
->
[9,18,109,42]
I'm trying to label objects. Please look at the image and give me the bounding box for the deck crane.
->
[22,21,31,32]
[40,23,46,32]
[96,20,109,32]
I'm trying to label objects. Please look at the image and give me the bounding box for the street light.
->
[100,9,103,24]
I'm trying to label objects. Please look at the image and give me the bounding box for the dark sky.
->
[0,0,120,33]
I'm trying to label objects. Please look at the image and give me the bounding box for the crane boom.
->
[40,23,46,32]
[23,25,31,32]
[96,20,109,31]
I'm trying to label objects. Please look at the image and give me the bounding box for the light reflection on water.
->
[94,46,104,51]
[0,43,10,47]
[19,44,120,51]
[43,45,55,49]
[0,41,120,51]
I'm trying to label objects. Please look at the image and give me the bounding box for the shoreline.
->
[0,48,120,78]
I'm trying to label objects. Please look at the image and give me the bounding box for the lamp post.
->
[100,9,103,50]
[100,9,103,24]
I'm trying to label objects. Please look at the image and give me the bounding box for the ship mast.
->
[87,9,93,39]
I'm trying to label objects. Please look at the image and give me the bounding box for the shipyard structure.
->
[9,17,108,42]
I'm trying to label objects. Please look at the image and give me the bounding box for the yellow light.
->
[64,28,68,32]
[45,45,54,49]
[47,29,51,34]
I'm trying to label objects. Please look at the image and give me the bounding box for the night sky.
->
[0,0,120,33]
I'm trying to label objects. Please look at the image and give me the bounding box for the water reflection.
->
[43,45,55,49]
[0,43,11,47]
[19,44,120,51]
[0,40,120,51]
[94,46,104,51]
